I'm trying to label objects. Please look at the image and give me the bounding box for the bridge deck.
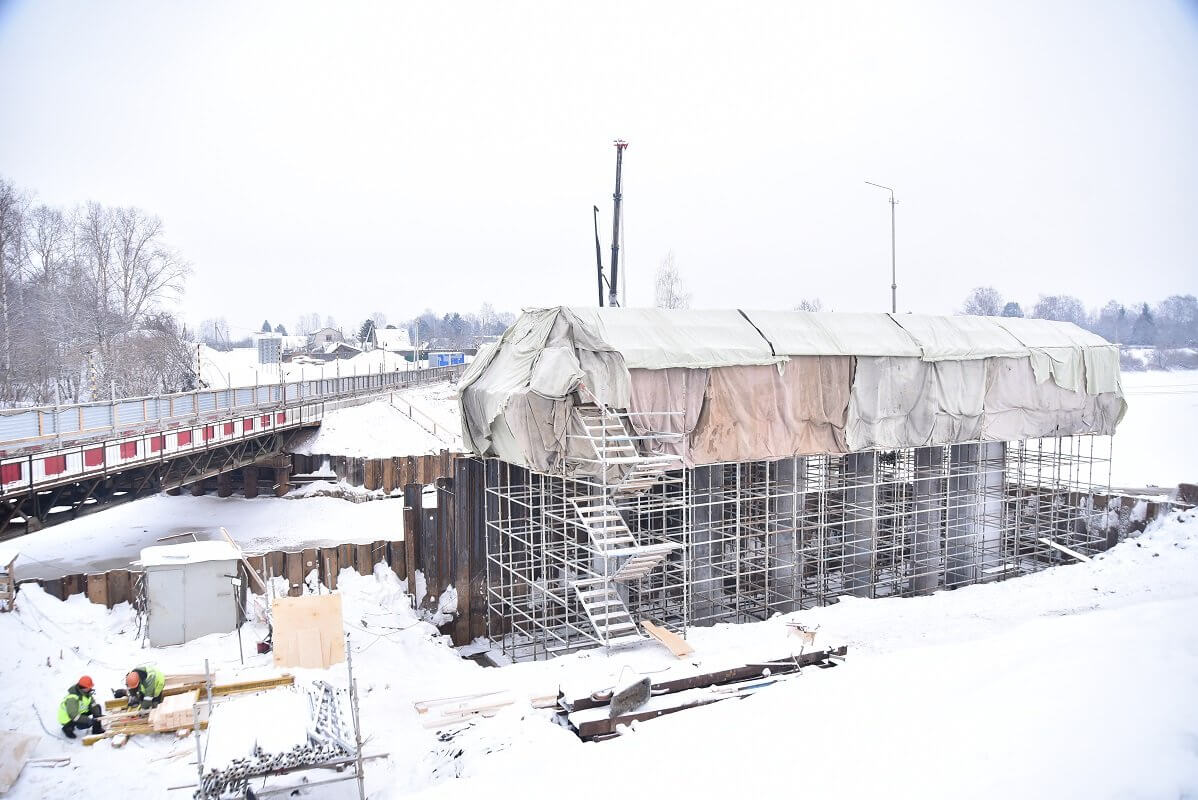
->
[0,364,463,501]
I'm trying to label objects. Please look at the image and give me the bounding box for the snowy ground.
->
[290,384,462,458]
[3,509,1197,798]
[1112,369,1198,490]
[0,493,403,581]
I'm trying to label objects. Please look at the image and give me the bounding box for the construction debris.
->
[560,646,847,740]
[191,681,361,800]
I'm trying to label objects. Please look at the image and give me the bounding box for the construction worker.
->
[57,676,103,739]
[114,665,166,709]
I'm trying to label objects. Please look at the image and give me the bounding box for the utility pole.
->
[865,181,897,313]
[593,206,605,307]
[608,140,628,307]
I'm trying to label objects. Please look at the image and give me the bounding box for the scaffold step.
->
[571,580,648,645]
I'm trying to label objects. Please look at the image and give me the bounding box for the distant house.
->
[319,341,361,361]
[306,327,343,350]
[369,327,414,354]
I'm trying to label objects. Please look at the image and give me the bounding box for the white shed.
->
[139,541,243,647]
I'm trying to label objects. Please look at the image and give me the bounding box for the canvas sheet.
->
[846,357,987,450]
[626,367,708,461]
[569,307,783,369]
[980,356,1122,440]
[689,358,852,463]
[746,310,922,357]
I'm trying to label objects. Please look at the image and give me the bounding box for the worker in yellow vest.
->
[113,665,166,709]
[57,676,103,739]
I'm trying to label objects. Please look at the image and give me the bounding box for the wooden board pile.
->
[87,674,296,746]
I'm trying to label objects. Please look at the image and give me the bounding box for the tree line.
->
[960,287,1198,350]
[0,176,193,405]
[198,305,516,353]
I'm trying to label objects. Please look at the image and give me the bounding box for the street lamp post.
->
[865,181,897,313]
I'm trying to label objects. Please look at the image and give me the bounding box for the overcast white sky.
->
[1,0,1196,336]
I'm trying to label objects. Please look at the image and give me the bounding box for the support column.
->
[242,466,259,499]
[189,480,206,497]
[216,472,233,498]
[912,446,944,594]
[843,451,877,598]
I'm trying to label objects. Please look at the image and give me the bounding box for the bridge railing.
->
[0,364,464,451]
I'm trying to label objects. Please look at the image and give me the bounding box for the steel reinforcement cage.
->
[484,433,1113,662]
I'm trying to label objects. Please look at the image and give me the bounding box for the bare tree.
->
[110,207,189,328]
[794,298,824,312]
[961,286,1003,316]
[1031,294,1087,327]
[294,312,321,337]
[0,180,28,384]
[654,251,691,310]
[369,311,387,329]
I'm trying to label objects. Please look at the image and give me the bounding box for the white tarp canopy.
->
[568,307,783,369]
[458,306,1125,470]
[747,310,923,357]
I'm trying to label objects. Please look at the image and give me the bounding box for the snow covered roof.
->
[373,328,413,351]
[139,540,242,567]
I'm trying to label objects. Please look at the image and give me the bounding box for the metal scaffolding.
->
[484,408,1113,662]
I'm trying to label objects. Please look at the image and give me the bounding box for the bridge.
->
[0,364,464,539]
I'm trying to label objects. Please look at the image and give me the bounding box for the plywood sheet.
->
[641,620,694,657]
[271,594,345,669]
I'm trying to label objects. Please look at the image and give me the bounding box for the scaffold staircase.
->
[570,578,646,647]
[574,404,682,495]
[570,496,678,582]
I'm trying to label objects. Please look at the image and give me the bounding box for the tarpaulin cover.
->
[689,359,852,463]
[457,306,1126,470]
[569,307,783,369]
[747,310,922,357]
[626,368,707,460]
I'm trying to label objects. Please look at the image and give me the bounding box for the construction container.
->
[140,541,242,646]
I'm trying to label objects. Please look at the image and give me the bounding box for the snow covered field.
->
[1112,369,1198,490]
[3,509,1197,798]
[0,493,403,581]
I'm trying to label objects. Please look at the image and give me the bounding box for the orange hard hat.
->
[78,675,94,690]
[125,671,140,689]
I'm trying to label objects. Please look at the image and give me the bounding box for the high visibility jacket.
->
[133,665,166,699]
[57,685,96,725]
